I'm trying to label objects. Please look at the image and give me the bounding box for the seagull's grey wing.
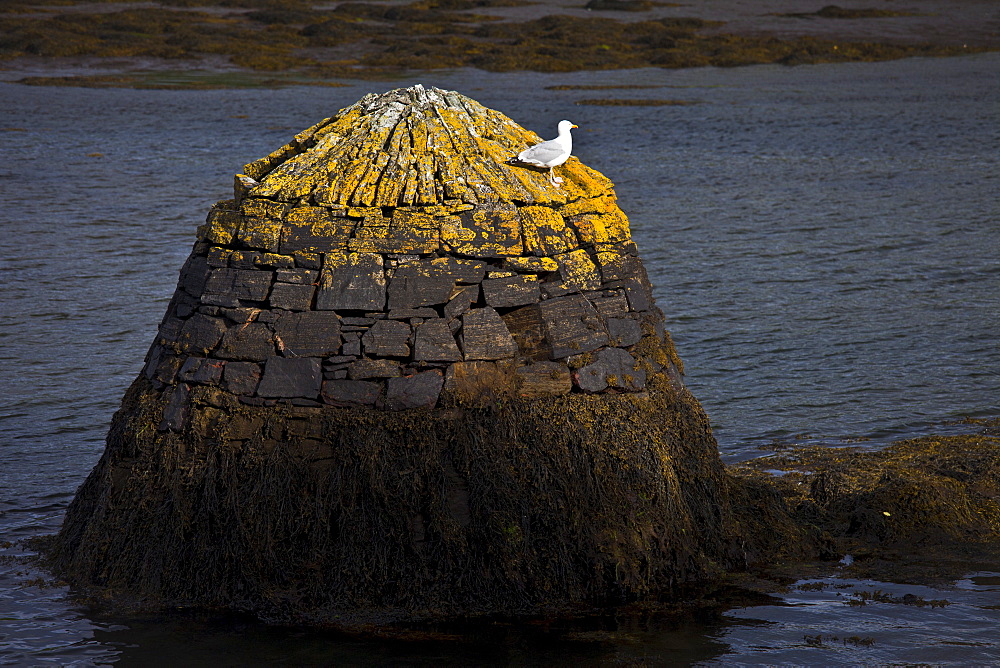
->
[518,139,566,165]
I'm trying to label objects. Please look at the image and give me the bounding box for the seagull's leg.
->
[549,167,563,187]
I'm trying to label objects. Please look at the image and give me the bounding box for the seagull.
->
[506,120,577,187]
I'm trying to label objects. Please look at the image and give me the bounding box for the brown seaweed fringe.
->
[49,368,799,625]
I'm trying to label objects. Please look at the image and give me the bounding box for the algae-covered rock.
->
[51,85,790,625]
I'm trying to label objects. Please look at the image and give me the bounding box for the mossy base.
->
[51,371,785,625]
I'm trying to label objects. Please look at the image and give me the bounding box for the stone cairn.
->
[148,85,673,416]
[52,86,771,626]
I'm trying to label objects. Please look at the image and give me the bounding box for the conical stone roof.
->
[151,84,679,413]
[50,86,756,626]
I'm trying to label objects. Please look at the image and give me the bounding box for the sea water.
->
[1,54,998,664]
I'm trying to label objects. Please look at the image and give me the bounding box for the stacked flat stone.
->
[143,84,678,429]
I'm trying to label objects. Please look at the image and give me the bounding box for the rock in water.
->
[50,86,766,626]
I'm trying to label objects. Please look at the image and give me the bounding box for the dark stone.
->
[177,313,227,354]
[158,315,185,343]
[539,280,580,299]
[380,371,444,410]
[177,357,225,385]
[275,268,318,285]
[413,319,462,362]
[200,293,241,308]
[444,285,479,321]
[348,358,401,380]
[178,256,211,297]
[215,322,275,361]
[574,347,646,393]
[256,357,322,398]
[220,307,258,324]
[362,319,411,357]
[203,268,273,302]
[223,361,261,395]
[322,379,381,406]
[461,307,517,361]
[500,305,552,361]
[387,308,438,319]
[388,269,454,310]
[159,384,189,432]
[341,332,362,356]
[515,361,572,397]
[591,291,630,319]
[482,274,540,308]
[605,317,643,347]
[152,353,183,385]
[538,294,610,359]
[341,317,376,327]
[324,355,357,367]
[316,252,386,311]
[269,282,315,311]
[275,311,341,357]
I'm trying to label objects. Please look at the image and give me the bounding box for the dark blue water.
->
[1,54,998,664]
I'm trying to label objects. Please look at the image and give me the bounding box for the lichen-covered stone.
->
[482,274,539,308]
[317,252,386,311]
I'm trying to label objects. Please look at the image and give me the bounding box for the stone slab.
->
[223,361,261,395]
[574,347,646,393]
[204,268,273,302]
[275,311,341,357]
[500,305,552,361]
[413,318,462,362]
[605,317,643,347]
[256,357,323,398]
[380,370,444,410]
[177,313,227,354]
[538,294,610,359]
[322,379,381,406]
[482,274,540,309]
[362,319,411,357]
[515,361,572,397]
[177,357,225,385]
[348,358,401,380]
[269,282,315,311]
[461,307,517,361]
[316,252,386,311]
[215,322,275,361]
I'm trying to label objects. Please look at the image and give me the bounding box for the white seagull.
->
[507,120,578,187]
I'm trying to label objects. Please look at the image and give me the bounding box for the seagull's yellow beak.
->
[571,124,579,128]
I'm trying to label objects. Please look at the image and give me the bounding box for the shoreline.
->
[1,0,996,88]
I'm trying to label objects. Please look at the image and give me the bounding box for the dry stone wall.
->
[142,85,681,430]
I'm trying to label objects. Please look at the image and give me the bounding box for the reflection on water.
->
[1,54,998,664]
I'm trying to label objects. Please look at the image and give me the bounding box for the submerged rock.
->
[50,85,799,626]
